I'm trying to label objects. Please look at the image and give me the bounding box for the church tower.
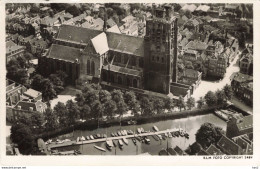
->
[144,5,178,94]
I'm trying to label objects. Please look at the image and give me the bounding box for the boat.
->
[123,130,128,135]
[106,140,113,151]
[100,134,104,138]
[168,132,173,138]
[86,136,90,140]
[214,110,229,121]
[121,130,126,136]
[164,133,168,137]
[152,135,159,141]
[114,133,118,137]
[137,128,142,134]
[90,135,94,140]
[122,138,128,145]
[162,135,166,140]
[136,136,142,142]
[112,140,117,147]
[132,138,137,145]
[94,145,106,152]
[94,135,98,139]
[171,132,176,137]
[64,139,71,142]
[157,134,162,140]
[127,120,137,125]
[111,133,115,137]
[104,134,107,138]
[128,130,134,135]
[184,132,189,139]
[174,131,180,137]
[144,137,150,144]
[141,128,145,133]
[118,140,124,148]
[117,131,122,136]
[80,136,86,141]
[179,130,185,137]
[153,126,159,132]
[74,150,82,155]
[76,137,80,142]
[97,134,101,138]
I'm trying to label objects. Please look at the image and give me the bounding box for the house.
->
[205,144,224,155]
[217,135,242,155]
[239,53,253,76]
[178,68,202,93]
[174,146,186,155]
[6,79,27,106]
[6,100,47,122]
[226,113,253,139]
[23,88,42,101]
[231,73,253,105]
[6,40,25,63]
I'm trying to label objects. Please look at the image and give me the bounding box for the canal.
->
[53,113,227,155]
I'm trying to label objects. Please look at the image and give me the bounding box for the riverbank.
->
[38,104,226,140]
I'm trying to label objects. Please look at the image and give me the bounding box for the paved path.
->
[47,128,183,149]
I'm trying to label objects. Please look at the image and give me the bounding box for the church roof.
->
[48,44,81,62]
[106,32,144,57]
[56,24,102,44]
[91,32,109,55]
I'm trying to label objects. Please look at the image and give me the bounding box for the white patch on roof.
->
[107,25,121,34]
[91,32,109,55]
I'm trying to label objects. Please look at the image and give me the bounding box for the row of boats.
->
[76,133,108,142]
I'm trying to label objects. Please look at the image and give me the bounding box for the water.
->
[53,113,227,155]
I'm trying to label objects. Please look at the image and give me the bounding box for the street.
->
[192,52,240,100]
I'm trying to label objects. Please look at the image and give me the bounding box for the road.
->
[192,52,240,100]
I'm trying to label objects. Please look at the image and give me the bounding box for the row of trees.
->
[44,83,197,131]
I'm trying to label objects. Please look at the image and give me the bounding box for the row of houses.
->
[6,79,47,122]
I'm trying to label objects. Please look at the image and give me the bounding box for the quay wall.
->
[37,104,226,140]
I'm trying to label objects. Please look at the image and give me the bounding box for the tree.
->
[223,84,233,100]
[84,90,99,105]
[17,56,28,68]
[177,96,186,111]
[215,90,227,105]
[104,100,117,119]
[185,61,194,69]
[66,5,81,17]
[30,5,40,13]
[44,108,58,131]
[195,123,225,149]
[54,102,68,126]
[66,100,80,125]
[16,69,29,87]
[186,142,203,155]
[204,91,217,106]
[80,104,91,121]
[153,98,165,114]
[41,79,57,102]
[124,91,140,116]
[197,97,205,109]
[91,100,104,120]
[49,74,64,93]
[55,70,68,84]
[99,90,112,104]
[186,97,195,110]
[164,98,175,111]
[111,90,124,103]
[75,92,85,107]
[140,96,154,116]
[31,74,44,91]
[10,123,35,155]
[30,112,44,129]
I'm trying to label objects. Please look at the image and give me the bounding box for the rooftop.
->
[48,44,81,62]
[102,64,142,77]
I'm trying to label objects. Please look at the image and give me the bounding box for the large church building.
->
[39,6,192,99]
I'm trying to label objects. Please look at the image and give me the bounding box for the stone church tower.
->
[144,5,178,94]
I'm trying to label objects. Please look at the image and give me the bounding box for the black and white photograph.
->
[2,1,258,166]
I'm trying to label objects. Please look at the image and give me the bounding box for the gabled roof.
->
[106,31,144,57]
[186,40,208,51]
[48,44,81,62]
[107,18,116,28]
[181,4,197,12]
[107,25,121,34]
[217,135,241,155]
[91,32,109,55]
[206,144,224,155]
[57,24,102,44]
[196,5,210,12]
[14,100,47,112]
[174,146,186,155]
[24,88,42,99]
[236,115,253,132]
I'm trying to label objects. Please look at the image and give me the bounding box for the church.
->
[39,5,192,99]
